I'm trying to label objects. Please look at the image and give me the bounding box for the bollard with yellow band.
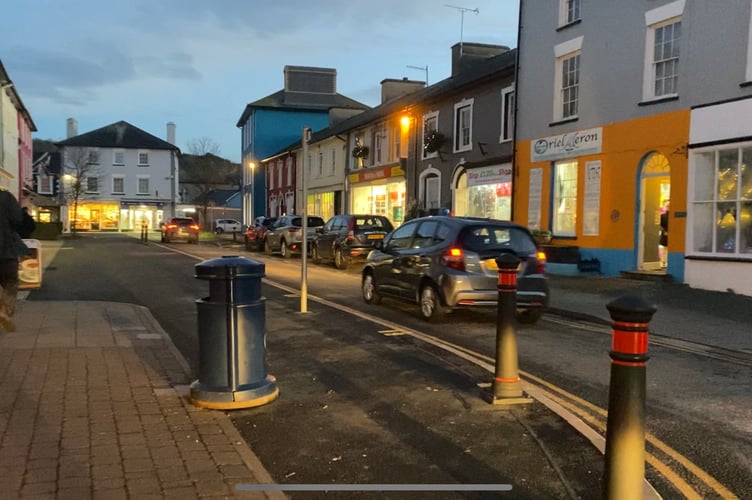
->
[488,252,532,405]
[603,294,657,499]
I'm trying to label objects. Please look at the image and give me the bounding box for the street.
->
[29,233,751,498]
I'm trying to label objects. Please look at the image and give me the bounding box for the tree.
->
[186,137,221,156]
[61,147,102,234]
[179,152,241,227]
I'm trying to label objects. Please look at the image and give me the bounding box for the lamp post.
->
[247,161,255,226]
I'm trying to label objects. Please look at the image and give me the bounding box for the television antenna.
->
[444,4,479,55]
[406,65,429,85]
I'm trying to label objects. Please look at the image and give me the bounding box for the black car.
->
[312,214,394,269]
[361,216,549,323]
[160,217,199,244]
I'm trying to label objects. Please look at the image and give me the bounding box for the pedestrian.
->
[141,218,149,242]
[19,207,36,239]
[0,189,27,332]
[659,199,669,268]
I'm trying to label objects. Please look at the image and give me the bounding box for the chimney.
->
[166,122,176,145]
[380,78,425,104]
[66,118,78,138]
[451,42,510,76]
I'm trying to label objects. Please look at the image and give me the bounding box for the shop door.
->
[638,153,670,271]
[90,209,100,231]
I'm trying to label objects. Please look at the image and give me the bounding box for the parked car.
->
[244,216,277,251]
[361,216,549,323]
[160,217,199,244]
[264,215,326,258]
[312,214,394,269]
[215,218,242,234]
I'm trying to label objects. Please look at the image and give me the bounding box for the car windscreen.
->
[354,217,392,231]
[459,226,537,256]
[292,217,325,227]
[174,219,195,227]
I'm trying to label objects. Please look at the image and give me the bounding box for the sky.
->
[2,0,519,163]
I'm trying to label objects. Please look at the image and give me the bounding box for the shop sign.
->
[19,239,42,290]
[531,127,602,162]
[348,165,404,184]
[466,165,512,187]
[120,200,165,208]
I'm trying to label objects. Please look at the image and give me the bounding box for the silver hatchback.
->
[361,216,549,323]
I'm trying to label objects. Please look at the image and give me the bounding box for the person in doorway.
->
[659,200,669,268]
[0,190,26,332]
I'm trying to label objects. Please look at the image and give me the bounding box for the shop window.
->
[691,147,752,256]
[553,160,578,237]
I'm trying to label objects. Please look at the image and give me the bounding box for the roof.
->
[55,120,179,151]
[262,49,517,160]
[235,89,370,127]
[0,59,37,131]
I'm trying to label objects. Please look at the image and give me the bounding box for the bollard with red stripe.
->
[489,252,531,405]
[603,294,657,499]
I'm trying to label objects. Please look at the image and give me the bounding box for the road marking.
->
[379,329,407,336]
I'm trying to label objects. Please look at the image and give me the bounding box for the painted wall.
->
[0,86,19,194]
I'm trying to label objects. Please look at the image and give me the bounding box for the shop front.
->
[65,200,166,232]
[452,163,512,220]
[348,165,406,226]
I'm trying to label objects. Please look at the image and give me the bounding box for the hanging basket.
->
[424,131,446,154]
[352,145,369,159]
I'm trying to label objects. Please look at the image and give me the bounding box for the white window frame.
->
[422,111,439,159]
[287,157,293,185]
[279,159,284,185]
[558,0,581,27]
[552,160,578,237]
[419,167,442,210]
[553,37,583,121]
[642,0,684,101]
[85,176,99,194]
[137,175,149,195]
[138,151,149,166]
[113,150,125,166]
[500,86,515,143]
[375,126,385,164]
[453,99,474,153]
[330,148,336,175]
[112,175,125,194]
[87,149,100,165]
[37,175,53,195]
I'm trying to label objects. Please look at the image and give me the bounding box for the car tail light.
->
[442,246,465,271]
[166,223,177,230]
[190,224,199,231]
[288,227,300,233]
[536,250,547,274]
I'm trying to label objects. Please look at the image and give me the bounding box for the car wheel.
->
[264,239,273,256]
[516,309,543,325]
[257,238,265,252]
[280,240,291,259]
[334,247,348,270]
[216,228,224,234]
[419,284,447,322]
[362,272,381,304]
[160,234,165,243]
[311,244,322,264]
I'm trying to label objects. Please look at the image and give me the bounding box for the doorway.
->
[638,153,670,271]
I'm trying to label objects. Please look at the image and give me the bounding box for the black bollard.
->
[489,252,532,405]
[603,295,656,499]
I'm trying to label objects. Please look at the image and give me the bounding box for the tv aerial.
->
[445,4,479,55]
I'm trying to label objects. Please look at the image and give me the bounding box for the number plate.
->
[367,234,384,239]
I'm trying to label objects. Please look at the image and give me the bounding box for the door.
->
[90,209,100,231]
[639,153,670,271]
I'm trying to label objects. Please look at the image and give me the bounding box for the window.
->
[559,0,581,26]
[453,100,473,152]
[553,37,583,121]
[425,175,440,210]
[287,157,293,184]
[553,160,578,237]
[318,152,323,177]
[375,127,384,164]
[87,150,99,164]
[422,112,439,159]
[690,146,752,256]
[112,176,124,194]
[38,175,53,194]
[279,159,284,186]
[137,176,149,195]
[387,221,417,250]
[413,220,440,248]
[138,152,149,165]
[500,86,514,142]
[643,1,684,101]
[86,176,98,193]
[113,150,125,165]
[330,149,336,175]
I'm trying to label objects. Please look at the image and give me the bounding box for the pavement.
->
[0,237,750,499]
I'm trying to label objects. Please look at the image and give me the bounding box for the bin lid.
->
[195,255,265,279]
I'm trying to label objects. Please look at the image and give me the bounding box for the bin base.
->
[189,375,279,410]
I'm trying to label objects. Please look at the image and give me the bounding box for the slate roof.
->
[262,48,518,160]
[55,120,179,151]
[235,90,370,127]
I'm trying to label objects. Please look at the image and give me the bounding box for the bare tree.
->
[186,137,221,156]
[61,147,102,234]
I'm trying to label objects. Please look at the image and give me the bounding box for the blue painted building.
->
[236,66,369,224]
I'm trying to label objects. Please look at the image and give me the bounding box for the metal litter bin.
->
[190,255,278,409]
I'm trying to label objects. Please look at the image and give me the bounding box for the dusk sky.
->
[2,0,519,163]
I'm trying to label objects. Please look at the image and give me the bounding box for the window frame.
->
[113,150,125,166]
[500,86,515,143]
[138,151,149,166]
[136,175,150,196]
[453,99,474,153]
[559,0,581,27]
[553,37,583,122]
[85,176,99,194]
[37,175,53,195]
[552,160,579,237]
[642,0,685,102]
[422,111,439,159]
[112,175,125,194]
